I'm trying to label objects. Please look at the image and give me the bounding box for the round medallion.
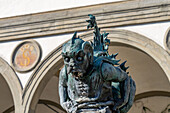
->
[164,27,170,54]
[11,40,42,73]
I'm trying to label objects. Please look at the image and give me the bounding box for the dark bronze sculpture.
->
[59,14,136,113]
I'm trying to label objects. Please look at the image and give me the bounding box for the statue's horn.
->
[72,32,77,44]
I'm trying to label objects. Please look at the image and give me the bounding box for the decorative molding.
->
[38,99,66,112]
[0,0,170,41]
[135,91,170,101]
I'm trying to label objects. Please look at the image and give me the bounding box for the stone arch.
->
[135,91,170,101]
[22,29,170,113]
[0,57,22,113]
[36,99,65,112]
[22,45,64,113]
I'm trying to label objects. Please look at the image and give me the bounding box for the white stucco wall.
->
[0,0,124,18]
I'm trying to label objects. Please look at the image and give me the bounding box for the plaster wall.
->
[0,0,124,18]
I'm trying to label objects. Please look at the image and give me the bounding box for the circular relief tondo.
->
[164,27,170,54]
[11,40,42,73]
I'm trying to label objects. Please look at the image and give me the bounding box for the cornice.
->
[0,0,170,41]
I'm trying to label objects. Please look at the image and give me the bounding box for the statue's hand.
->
[62,101,77,113]
[86,14,96,29]
[112,76,135,112]
[119,77,136,113]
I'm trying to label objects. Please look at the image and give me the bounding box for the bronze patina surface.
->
[59,15,136,113]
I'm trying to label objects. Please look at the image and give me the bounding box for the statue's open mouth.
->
[72,71,83,78]
[72,72,78,76]
[67,66,85,77]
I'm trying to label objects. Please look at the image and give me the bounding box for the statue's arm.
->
[59,67,78,113]
[119,77,136,113]
[101,62,130,110]
[101,62,128,82]
[59,67,68,109]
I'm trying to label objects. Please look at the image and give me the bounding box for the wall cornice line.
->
[0,0,170,41]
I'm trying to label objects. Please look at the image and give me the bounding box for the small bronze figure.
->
[59,15,136,113]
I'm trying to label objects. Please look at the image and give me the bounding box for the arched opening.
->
[35,76,66,113]
[109,42,170,95]
[0,58,22,113]
[0,74,14,113]
[23,29,170,113]
[109,42,170,113]
[129,93,170,113]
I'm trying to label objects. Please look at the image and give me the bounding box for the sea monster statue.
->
[59,14,136,113]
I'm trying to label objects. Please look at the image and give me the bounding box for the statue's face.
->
[62,39,90,78]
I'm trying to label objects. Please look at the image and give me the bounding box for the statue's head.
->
[62,32,93,78]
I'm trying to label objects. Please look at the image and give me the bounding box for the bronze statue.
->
[59,14,136,113]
